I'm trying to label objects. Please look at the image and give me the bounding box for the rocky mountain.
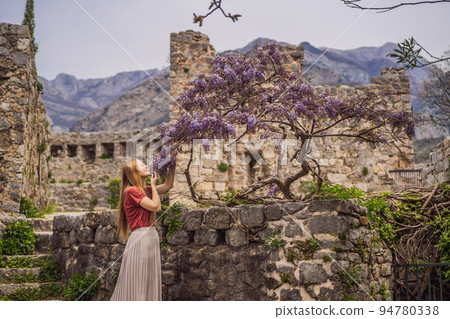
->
[44,38,446,141]
[71,72,170,132]
[39,68,164,131]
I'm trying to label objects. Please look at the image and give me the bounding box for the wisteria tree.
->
[152,44,416,204]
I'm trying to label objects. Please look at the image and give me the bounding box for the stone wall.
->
[49,131,136,183]
[49,182,110,212]
[51,199,392,301]
[421,136,450,186]
[0,23,51,213]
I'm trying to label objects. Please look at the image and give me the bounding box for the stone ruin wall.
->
[51,199,392,301]
[0,23,51,214]
[48,131,136,211]
[169,31,414,206]
[48,30,418,211]
[420,136,450,186]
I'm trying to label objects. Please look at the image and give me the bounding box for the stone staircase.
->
[0,214,65,301]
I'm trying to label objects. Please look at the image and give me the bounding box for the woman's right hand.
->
[150,172,159,185]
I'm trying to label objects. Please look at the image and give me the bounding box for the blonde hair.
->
[116,159,149,241]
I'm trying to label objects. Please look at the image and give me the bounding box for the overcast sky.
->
[1,0,449,80]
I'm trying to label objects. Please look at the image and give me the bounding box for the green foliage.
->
[107,178,121,209]
[46,155,52,161]
[279,273,290,283]
[362,197,397,249]
[356,237,368,260]
[312,182,366,200]
[218,162,228,172]
[264,231,286,249]
[64,270,99,301]
[50,178,56,184]
[37,142,47,154]
[338,230,348,242]
[159,202,186,248]
[331,244,344,253]
[100,153,113,159]
[76,179,84,185]
[298,181,315,193]
[308,236,320,252]
[19,196,54,218]
[22,0,38,55]
[338,264,364,289]
[322,255,332,262]
[38,257,62,282]
[220,189,263,206]
[60,179,66,183]
[362,166,369,176]
[286,249,296,263]
[37,81,44,92]
[48,170,53,178]
[342,291,359,301]
[20,196,42,218]
[92,197,98,206]
[1,283,64,301]
[0,221,36,255]
[68,164,72,169]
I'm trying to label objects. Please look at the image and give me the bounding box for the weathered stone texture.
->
[51,199,392,301]
[0,23,51,213]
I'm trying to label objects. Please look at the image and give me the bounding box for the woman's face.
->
[136,160,150,177]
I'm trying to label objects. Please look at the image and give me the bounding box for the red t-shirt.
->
[124,185,156,232]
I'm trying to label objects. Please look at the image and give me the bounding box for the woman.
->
[110,158,174,301]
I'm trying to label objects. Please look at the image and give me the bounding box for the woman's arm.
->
[155,169,175,195]
[139,174,162,212]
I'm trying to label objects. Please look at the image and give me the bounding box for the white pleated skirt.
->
[110,226,162,301]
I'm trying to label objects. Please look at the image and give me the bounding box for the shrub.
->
[264,231,286,249]
[0,221,36,255]
[64,270,99,301]
[107,178,121,209]
[100,153,113,159]
[92,197,98,206]
[362,166,369,175]
[38,257,62,282]
[76,179,83,185]
[19,196,42,218]
[218,162,228,172]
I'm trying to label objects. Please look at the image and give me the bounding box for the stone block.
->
[225,226,247,247]
[204,207,230,229]
[194,229,220,246]
[77,226,94,243]
[95,225,118,244]
[167,229,190,245]
[283,202,307,214]
[263,204,283,221]
[280,289,302,301]
[285,222,303,237]
[53,214,82,232]
[238,205,264,228]
[181,209,203,231]
[299,263,328,284]
[308,213,348,235]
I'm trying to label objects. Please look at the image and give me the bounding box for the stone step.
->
[0,281,64,299]
[0,267,41,283]
[1,254,50,263]
[27,218,53,232]
[34,232,53,254]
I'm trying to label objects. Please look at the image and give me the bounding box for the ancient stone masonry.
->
[51,199,392,301]
[167,31,414,206]
[0,23,51,213]
[421,136,450,186]
[49,131,136,183]
[48,131,138,211]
